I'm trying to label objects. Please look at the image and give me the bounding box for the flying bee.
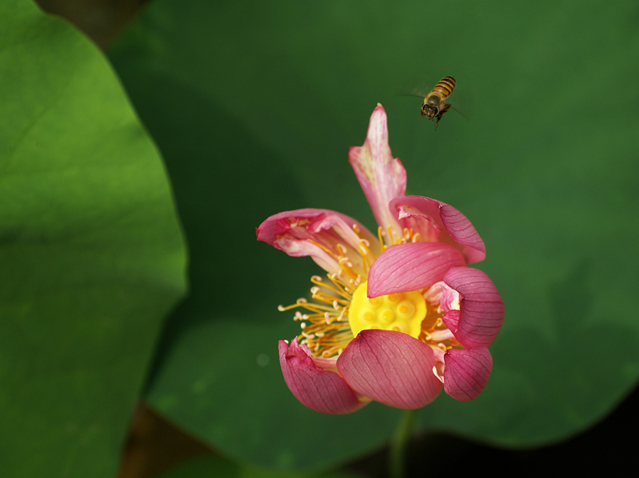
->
[420,76,456,129]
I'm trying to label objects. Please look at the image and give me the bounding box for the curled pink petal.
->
[390,196,486,264]
[257,209,379,275]
[442,267,504,348]
[367,242,466,298]
[279,341,367,414]
[348,105,406,232]
[441,309,460,334]
[444,348,493,401]
[336,330,443,409]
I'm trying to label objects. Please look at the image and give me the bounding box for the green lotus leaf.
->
[0,1,186,477]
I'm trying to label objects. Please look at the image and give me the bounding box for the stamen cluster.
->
[279,225,458,365]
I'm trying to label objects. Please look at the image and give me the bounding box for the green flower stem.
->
[389,408,418,478]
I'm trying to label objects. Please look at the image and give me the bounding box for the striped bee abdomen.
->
[432,76,456,99]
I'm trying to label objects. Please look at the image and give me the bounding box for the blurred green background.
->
[2,0,639,477]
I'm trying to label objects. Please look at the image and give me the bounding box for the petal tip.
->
[444,348,493,401]
[279,340,366,414]
[337,330,443,409]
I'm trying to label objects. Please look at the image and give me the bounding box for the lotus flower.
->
[257,105,504,414]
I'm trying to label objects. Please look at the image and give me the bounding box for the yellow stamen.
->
[278,223,462,360]
[378,227,388,252]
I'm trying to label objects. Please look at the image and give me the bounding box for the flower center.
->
[348,281,426,339]
[277,225,430,360]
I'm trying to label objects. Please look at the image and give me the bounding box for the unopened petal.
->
[442,267,504,348]
[257,209,379,275]
[336,330,443,409]
[390,196,486,264]
[367,242,466,298]
[443,348,493,401]
[348,105,406,232]
[279,341,367,414]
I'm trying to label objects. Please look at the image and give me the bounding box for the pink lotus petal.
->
[441,309,461,333]
[348,105,406,232]
[390,196,486,264]
[257,209,379,275]
[367,242,466,298]
[443,348,493,401]
[336,330,443,409]
[442,267,504,348]
[279,340,367,414]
